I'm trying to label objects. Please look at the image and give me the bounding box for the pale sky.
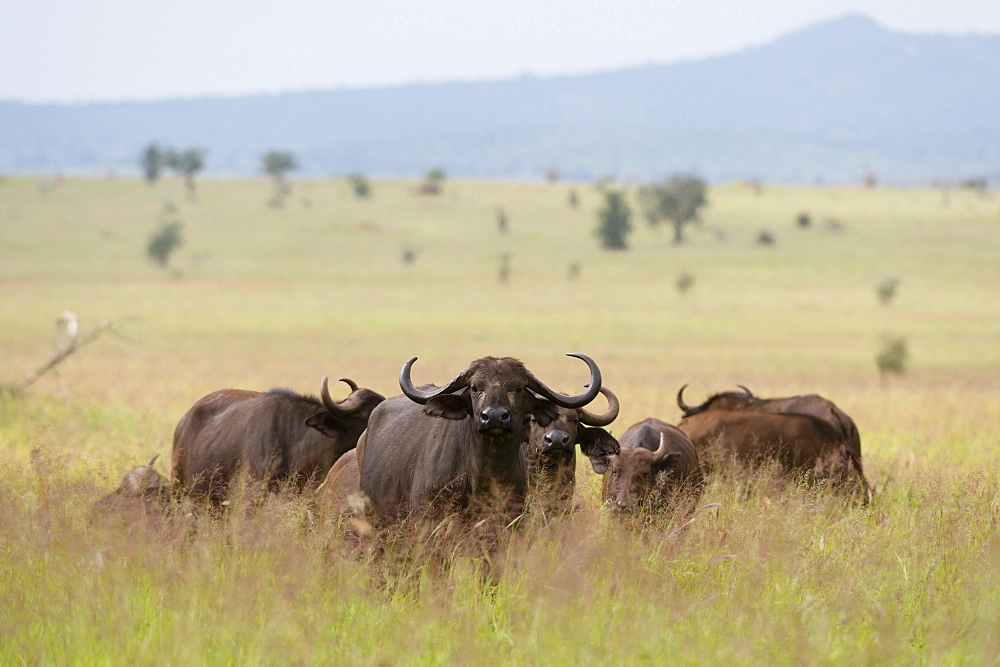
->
[2,0,999,103]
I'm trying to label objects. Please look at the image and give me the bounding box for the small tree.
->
[420,167,445,194]
[595,190,632,250]
[496,206,508,234]
[796,212,811,228]
[163,148,206,201]
[638,174,708,244]
[348,173,371,198]
[147,222,183,268]
[140,143,163,184]
[876,277,899,306]
[498,253,511,284]
[676,271,695,295]
[262,150,297,203]
[876,336,908,385]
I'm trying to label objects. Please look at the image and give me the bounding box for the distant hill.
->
[2,14,998,184]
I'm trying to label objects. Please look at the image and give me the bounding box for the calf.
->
[590,418,702,513]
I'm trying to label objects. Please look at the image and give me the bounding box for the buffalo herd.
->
[98,353,873,524]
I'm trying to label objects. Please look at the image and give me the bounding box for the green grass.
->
[1,176,999,661]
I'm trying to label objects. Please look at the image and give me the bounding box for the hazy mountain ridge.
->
[2,14,998,183]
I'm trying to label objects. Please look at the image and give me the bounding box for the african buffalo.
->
[524,387,620,512]
[589,418,701,513]
[93,455,171,510]
[316,448,366,515]
[172,377,384,500]
[676,385,871,498]
[357,353,604,519]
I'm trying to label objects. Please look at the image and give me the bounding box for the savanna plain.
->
[1,175,999,663]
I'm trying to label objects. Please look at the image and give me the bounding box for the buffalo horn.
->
[579,387,620,426]
[651,432,670,464]
[398,357,472,404]
[148,454,159,468]
[737,384,754,398]
[677,384,693,414]
[320,376,368,414]
[527,353,602,409]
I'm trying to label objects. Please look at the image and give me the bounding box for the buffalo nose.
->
[479,407,511,429]
[543,430,571,451]
[614,499,630,511]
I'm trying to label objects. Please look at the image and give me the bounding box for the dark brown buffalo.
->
[676,385,871,498]
[94,454,171,510]
[357,354,604,519]
[589,418,701,512]
[172,377,384,500]
[524,387,620,511]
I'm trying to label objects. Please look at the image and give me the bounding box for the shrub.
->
[147,222,183,268]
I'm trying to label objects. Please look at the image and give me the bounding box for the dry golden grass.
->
[1,176,998,661]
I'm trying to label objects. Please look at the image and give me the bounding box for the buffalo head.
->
[527,386,620,470]
[305,376,386,437]
[94,454,171,510]
[399,353,602,442]
[594,433,682,511]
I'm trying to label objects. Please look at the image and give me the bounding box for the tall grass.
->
[1,177,998,660]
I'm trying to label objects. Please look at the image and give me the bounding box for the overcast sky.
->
[2,0,999,103]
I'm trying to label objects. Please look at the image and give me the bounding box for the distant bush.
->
[421,167,445,195]
[262,150,296,205]
[676,271,695,295]
[876,336,908,383]
[147,222,183,268]
[348,174,371,198]
[595,190,632,250]
[796,212,811,228]
[140,143,163,184]
[876,277,899,305]
[567,189,579,208]
[958,177,987,194]
[498,253,511,284]
[496,207,508,234]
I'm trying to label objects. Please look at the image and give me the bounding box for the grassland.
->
[1,175,999,662]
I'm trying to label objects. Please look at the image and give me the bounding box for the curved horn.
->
[579,387,620,426]
[320,375,368,414]
[399,357,471,404]
[526,353,602,409]
[148,454,159,468]
[651,432,670,464]
[677,384,693,414]
[737,384,754,398]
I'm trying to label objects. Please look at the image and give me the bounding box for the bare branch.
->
[15,318,113,394]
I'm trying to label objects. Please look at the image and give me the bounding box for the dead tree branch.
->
[13,316,113,395]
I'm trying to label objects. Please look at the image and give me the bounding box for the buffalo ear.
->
[424,394,471,420]
[660,451,682,471]
[529,400,559,428]
[577,426,619,458]
[305,411,342,437]
[589,456,609,475]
